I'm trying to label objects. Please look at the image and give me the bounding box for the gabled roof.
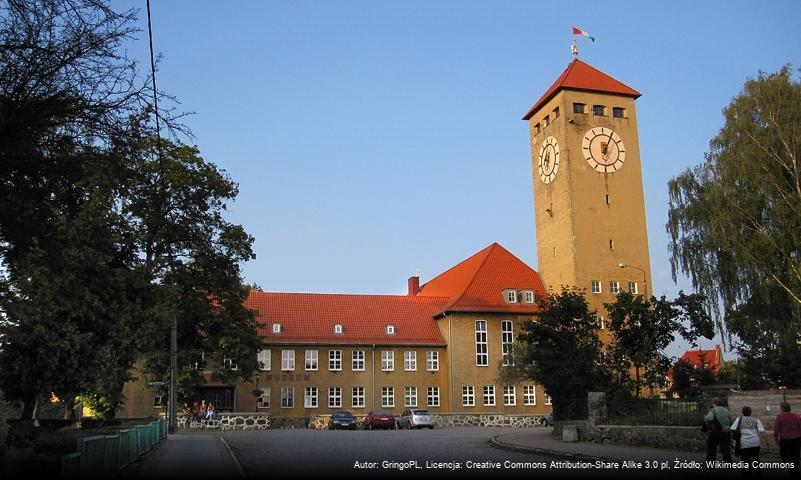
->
[522,59,641,120]
[679,345,724,373]
[418,243,547,316]
[247,292,449,346]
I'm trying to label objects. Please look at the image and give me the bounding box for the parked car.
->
[539,413,553,427]
[363,410,396,430]
[329,411,358,430]
[397,409,435,429]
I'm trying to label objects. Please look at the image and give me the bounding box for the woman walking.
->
[731,406,769,478]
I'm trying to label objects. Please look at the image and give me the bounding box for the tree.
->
[504,287,612,420]
[605,291,714,397]
[669,354,718,399]
[666,66,801,386]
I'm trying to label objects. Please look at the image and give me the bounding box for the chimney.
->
[407,276,420,296]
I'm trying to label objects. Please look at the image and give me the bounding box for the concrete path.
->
[121,432,243,480]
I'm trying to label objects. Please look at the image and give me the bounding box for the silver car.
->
[397,409,435,429]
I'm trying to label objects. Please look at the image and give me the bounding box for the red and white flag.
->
[572,26,595,42]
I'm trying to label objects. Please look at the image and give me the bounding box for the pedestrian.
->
[181,402,190,418]
[705,397,733,462]
[774,402,801,479]
[731,406,769,478]
[191,401,200,422]
[205,402,215,421]
[200,400,208,422]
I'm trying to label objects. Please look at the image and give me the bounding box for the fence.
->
[61,419,167,479]
[605,397,705,426]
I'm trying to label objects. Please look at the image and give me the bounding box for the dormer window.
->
[333,324,343,335]
[386,325,396,335]
[272,323,282,334]
[503,289,517,304]
[522,290,535,304]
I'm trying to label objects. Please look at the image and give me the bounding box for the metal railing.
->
[605,397,705,426]
[61,420,167,479]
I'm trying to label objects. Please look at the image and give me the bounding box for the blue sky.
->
[121,1,800,356]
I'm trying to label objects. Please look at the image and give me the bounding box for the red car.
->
[363,410,396,430]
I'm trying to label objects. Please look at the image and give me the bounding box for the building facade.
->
[118,243,553,419]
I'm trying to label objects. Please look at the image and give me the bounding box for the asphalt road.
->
[222,427,663,479]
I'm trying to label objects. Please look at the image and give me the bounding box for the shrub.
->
[0,389,7,456]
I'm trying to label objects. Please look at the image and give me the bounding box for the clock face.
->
[537,136,560,184]
[581,127,626,173]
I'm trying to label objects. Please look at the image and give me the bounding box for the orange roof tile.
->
[419,243,547,316]
[522,59,641,120]
[247,292,449,346]
[679,345,723,373]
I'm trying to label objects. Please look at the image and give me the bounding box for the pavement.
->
[120,432,244,480]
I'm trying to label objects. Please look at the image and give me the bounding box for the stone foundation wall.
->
[579,425,707,451]
[433,414,545,428]
[179,412,271,430]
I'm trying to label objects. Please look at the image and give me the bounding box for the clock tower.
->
[523,59,653,324]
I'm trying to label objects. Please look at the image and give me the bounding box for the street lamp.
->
[618,263,647,299]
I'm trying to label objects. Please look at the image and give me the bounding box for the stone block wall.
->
[580,425,707,451]
[433,414,545,428]
[179,412,271,431]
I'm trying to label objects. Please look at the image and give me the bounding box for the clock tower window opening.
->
[609,239,615,251]
[613,107,625,118]
[553,106,560,118]
[543,115,550,127]
[593,105,606,116]
[591,280,602,294]
[534,123,541,134]
[573,102,586,114]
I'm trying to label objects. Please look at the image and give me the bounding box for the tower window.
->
[534,123,541,134]
[573,103,586,114]
[543,115,550,127]
[605,194,610,205]
[609,239,615,250]
[591,280,602,294]
[553,106,560,118]
[593,105,606,116]
[613,107,625,118]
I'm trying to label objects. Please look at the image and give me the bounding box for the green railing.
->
[61,420,167,479]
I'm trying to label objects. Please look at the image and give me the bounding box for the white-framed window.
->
[427,387,440,407]
[328,387,342,408]
[523,290,535,304]
[305,350,318,371]
[503,289,518,303]
[386,325,396,335]
[223,357,238,371]
[595,316,606,330]
[504,386,516,406]
[281,350,295,371]
[462,386,475,407]
[382,387,394,408]
[304,386,318,408]
[610,280,620,294]
[352,387,365,408]
[153,395,163,408]
[352,350,365,371]
[257,387,271,408]
[501,320,514,366]
[426,351,439,371]
[329,350,342,371]
[483,386,496,407]
[591,280,602,294]
[404,351,417,371]
[404,387,417,407]
[524,385,537,406]
[333,324,343,334]
[475,320,488,366]
[628,281,638,294]
[381,351,394,371]
[272,323,281,334]
[258,349,271,371]
[281,387,294,408]
[545,395,552,405]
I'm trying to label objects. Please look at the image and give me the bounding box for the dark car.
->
[397,409,435,429]
[329,411,358,430]
[363,410,396,430]
[539,413,553,427]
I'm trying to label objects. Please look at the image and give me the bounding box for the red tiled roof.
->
[679,345,723,373]
[522,59,641,120]
[418,243,547,317]
[247,292,449,346]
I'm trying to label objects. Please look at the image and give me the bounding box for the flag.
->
[572,26,595,42]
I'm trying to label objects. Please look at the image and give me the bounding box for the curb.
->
[220,435,246,478]
[489,434,616,463]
